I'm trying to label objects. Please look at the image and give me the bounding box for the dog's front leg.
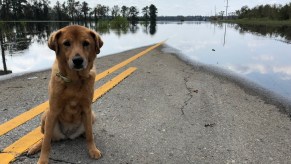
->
[38,110,58,164]
[83,108,102,159]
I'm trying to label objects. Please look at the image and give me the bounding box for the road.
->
[1,44,291,163]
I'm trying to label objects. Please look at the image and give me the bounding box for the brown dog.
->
[27,25,103,164]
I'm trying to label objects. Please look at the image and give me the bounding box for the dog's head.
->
[48,25,103,71]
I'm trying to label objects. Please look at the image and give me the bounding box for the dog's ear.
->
[90,30,103,54]
[48,30,62,52]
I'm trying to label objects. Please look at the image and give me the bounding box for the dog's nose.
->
[72,55,83,67]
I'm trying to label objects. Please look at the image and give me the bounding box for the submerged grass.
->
[220,18,291,26]
[96,17,129,34]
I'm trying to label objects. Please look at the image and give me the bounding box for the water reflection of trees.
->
[0,21,157,75]
[0,22,67,56]
[0,21,157,55]
[140,21,156,35]
[234,24,291,44]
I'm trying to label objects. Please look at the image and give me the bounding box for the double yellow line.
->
[0,41,164,164]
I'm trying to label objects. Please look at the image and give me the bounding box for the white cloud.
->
[273,66,291,76]
[227,64,269,75]
[252,55,274,61]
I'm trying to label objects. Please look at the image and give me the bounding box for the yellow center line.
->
[93,67,137,102]
[95,41,165,81]
[0,102,48,136]
[0,67,137,164]
[0,41,165,137]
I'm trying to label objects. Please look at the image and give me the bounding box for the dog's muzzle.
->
[71,55,87,70]
[72,55,83,68]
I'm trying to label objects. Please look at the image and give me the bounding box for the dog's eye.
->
[83,41,89,47]
[63,41,70,47]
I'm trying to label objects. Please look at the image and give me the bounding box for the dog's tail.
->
[27,139,42,155]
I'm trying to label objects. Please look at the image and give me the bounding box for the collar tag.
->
[56,72,72,83]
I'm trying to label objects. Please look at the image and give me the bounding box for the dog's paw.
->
[27,146,40,155]
[37,159,49,164]
[27,141,42,155]
[89,148,102,159]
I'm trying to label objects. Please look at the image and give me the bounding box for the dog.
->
[27,25,103,164]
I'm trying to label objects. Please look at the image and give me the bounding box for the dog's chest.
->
[64,81,89,97]
[59,84,91,122]
[65,100,81,113]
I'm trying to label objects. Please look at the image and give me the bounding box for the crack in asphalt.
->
[15,154,78,164]
[180,75,194,115]
[49,157,78,164]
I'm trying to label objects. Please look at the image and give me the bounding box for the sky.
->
[50,0,291,16]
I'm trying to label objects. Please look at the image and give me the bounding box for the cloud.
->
[273,66,291,75]
[227,64,268,75]
[252,55,274,61]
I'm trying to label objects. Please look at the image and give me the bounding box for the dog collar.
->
[56,72,72,83]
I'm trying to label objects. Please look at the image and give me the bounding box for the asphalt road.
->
[1,45,291,163]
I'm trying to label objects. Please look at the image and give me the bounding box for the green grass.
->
[110,16,129,28]
[220,18,291,26]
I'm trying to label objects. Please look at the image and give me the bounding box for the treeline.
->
[0,0,158,22]
[236,3,291,20]
[158,16,208,21]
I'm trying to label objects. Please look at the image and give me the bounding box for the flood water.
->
[1,21,291,99]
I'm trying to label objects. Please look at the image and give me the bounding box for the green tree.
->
[111,5,120,18]
[149,4,157,21]
[128,6,139,22]
[121,5,129,18]
[67,0,77,20]
[102,5,109,18]
[0,0,12,20]
[53,1,62,20]
[279,3,291,20]
[94,4,109,20]
[74,1,82,20]
[81,1,90,20]
[95,4,102,19]
[11,0,27,19]
[142,6,149,21]
[42,0,50,20]
[239,5,249,18]
[61,1,69,20]
[93,7,97,20]
[219,11,225,19]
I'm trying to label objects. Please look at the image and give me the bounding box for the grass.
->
[220,18,291,26]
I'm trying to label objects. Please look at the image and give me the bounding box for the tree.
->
[128,6,139,22]
[95,4,102,19]
[121,5,129,18]
[0,0,12,20]
[142,6,149,21]
[53,1,62,20]
[11,0,27,19]
[74,1,82,20]
[23,2,34,19]
[239,5,250,18]
[42,0,50,20]
[111,5,120,18]
[149,4,157,21]
[102,5,109,18]
[67,0,77,20]
[61,1,69,20]
[81,1,90,20]
[94,4,109,20]
[219,11,225,19]
[93,7,97,20]
[0,0,161,22]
